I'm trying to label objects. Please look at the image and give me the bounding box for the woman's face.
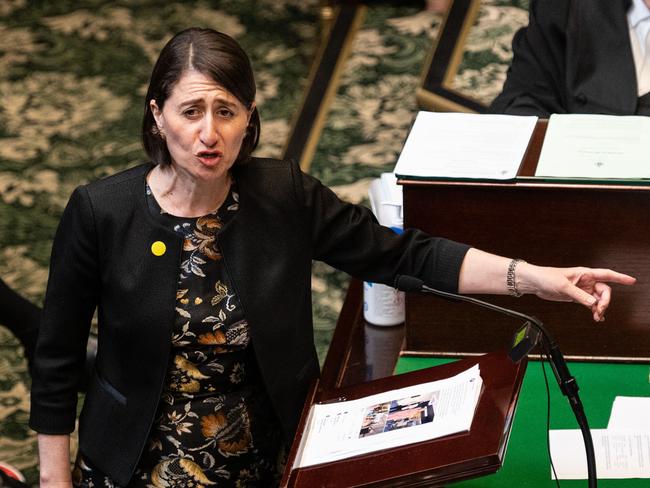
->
[150,69,253,181]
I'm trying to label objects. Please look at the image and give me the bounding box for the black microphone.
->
[394,275,428,293]
[393,275,542,362]
[394,274,598,487]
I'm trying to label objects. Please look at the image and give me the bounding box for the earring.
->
[153,125,166,140]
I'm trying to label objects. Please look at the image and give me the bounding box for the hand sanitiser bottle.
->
[363,173,405,326]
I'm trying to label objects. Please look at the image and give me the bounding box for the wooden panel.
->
[401,121,650,361]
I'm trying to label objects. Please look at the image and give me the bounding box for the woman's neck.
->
[147,164,232,217]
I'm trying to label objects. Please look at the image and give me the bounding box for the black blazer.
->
[490,0,637,116]
[30,158,469,485]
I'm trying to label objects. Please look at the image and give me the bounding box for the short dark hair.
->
[142,28,260,166]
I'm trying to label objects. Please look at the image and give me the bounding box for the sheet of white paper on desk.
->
[536,114,650,179]
[294,364,482,469]
[608,396,650,429]
[549,429,650,479]
[393,112,537,180]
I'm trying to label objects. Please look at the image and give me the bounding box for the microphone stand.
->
[404,280,598,488]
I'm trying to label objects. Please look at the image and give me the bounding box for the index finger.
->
[583,269,636,285]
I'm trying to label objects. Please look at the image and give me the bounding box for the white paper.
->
[608,396,650,430]
[393,112,537,180]
[536,114,650,179]
[549,429,650,479]
[294,365,483,469]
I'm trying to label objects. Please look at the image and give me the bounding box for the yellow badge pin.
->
[151,241,166,256]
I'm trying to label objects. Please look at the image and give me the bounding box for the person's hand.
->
[519,264,636,321]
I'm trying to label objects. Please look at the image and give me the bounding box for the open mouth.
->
[196,151,222,162]
[197,151,221,159]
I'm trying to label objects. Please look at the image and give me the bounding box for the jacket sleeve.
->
[297,167,470,293]
[29,186,100,434]
[488,0,570,117]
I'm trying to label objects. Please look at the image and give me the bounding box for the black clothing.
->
[637,92,650,115]
[30,158,470,486]
[0,277,40,368]
[490,0,639,116]
[73,185,282,487]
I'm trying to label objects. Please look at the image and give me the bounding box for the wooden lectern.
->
[281,281,650,487]
[281,346,526,488]
[402,120,649,362]
[282,118,649,485]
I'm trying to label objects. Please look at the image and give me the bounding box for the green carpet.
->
[451,0,529,105]
[0,1,526,484]
[396,357,650,487]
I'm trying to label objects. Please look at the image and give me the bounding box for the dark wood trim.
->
[417,0,488,113]
[282,5,364,168]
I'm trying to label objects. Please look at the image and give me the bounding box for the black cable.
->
[542,354,561,487]
[570,391,598,488]
[393,276,598,487]
[545,342,597,488]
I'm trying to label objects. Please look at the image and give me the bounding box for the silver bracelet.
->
[506,259,525,297]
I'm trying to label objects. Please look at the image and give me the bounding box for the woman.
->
[29,28,635,488]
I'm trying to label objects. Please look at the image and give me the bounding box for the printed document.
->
[393,112,537,180]
[608,396,650,430]
[536,114,650,179]
[550,429,650,479]
[293,365,482,469]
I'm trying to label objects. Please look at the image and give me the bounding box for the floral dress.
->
[73,184,284,487]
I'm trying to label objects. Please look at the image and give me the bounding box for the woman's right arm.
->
[38,434,72,487]
[30,186,100,483]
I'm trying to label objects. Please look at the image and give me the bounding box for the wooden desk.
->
[401,121,650,362]
[285,281,527,487]
[320,279,404,390]
[314,280,650,486]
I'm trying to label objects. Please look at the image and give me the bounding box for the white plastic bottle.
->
[363,174,405,326]
[363,281,405,326]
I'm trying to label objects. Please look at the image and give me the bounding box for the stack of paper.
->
[393,112,537,181]
[294,365,483,469]
[549,396,650,479]
[536,114,650,180]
